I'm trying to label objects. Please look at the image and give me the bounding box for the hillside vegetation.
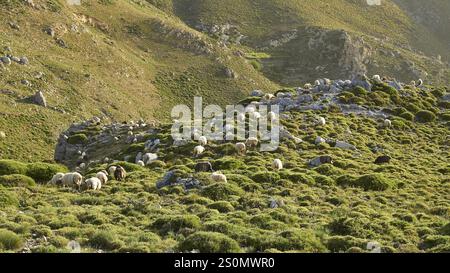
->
[0,76,448,252]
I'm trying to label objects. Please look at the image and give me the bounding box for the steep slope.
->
[150,0,450,85]
[0,0,278,161]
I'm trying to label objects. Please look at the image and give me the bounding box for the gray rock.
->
[224,67,237,78]
[0,56,11,65]
[56,38,67,48]
[297,94,314,103]
[45,27,55,37]
[21,79,31,86]
[32,91,47,107]
[10,56,20,63]
[250,90,264,97]
[335,140,356,150]
[19,57,29,65]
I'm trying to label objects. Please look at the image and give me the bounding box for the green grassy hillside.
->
[0,0,278,161]
[0,79,448,253]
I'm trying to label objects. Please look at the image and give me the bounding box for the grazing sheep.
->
[384,119,392,128]
[303,83,312,89]
[211,171,227,183]
[195,162,214,173]
[268,111,278,120]
[137,160,145,167]
[193,145,205,156]
[375,155,391,164]
[264,93,275,101]
[372,75,382,83]
[79,162,86,169]
[309,156,333,167]
[416,79,423,87]
[235,142,246,155]
[108,166,117,177]
[251,112,261,119]
[198,136,208,146]
[82,177,102,191]
[96,171,108,185]
[143,153,158,165]
[272,159,283,171]
[61,172,83,189]
[317,117,326,126]
[114,166,127,181]
[245,137,258,148]
[48,172,64,186]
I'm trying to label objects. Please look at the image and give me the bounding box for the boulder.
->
[0,56,11,65]
[32,91,47,107]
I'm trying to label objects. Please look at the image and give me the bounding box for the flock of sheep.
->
[48,165,127,191]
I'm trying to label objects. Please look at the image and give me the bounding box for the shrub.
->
[110,161,143,172]
[313,175,335,186]
[251,172,280,183]
[0,174,35,187]
[350,86,368,97]
[178,232,241,253]
[151,215,201,234]
[201,183,244,201]
[67,133,88,145]
[0,229,23,250]
[88,231,123,250]
[355,174,396,191]
[26,162,68,183]
[415,110,436,123]
[213,157,244,170]
[0,160,27,176]
[0,188,19,207]
[326,236,366,252]
[399,111,414,121]
[207,201,234,213]
[279,171,315,185]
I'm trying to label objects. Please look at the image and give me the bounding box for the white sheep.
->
[108,166,117,177]
[384,119,392,128]
[48,172,64,185]
[61,172,83,189]
[245,137,259,148]
[272,159,283,171]
[372,75,382,83]
[198,136,208,146]
[143,153,158,165]
[317,117,326,126]
[268,111,278,120]
[251,112,261,119]
[211,171,227,183]
[303,83,312,89]
[237,113,246,122]
[416,79,423,87]
[235,142,246,155]
[96,171,108,185]
[134,160,143,166]
[193,145,205,156]
[83,177,102,191]
[263,93,275,101]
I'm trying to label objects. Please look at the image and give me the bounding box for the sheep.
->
[303,83,312,89]
[79,162,86,169]
[251,112,261,119]
[263,93,275,101]
[314,80,321,86]
[137,160,145,167]
[372,75,382,83]
[268,111,278,120]
[235,142,246,155]
[48,172,64,186]
[114,166,127,181]
[375,155,391,164]
[316,117,326,126]
[245,137,259,148]
[96,171,108,185]
[193,145,205,157]
[272,159,283,171]
[211,171,227,183]
[198,136,208,146]
[108,166,117,177]
[143,153,158,165]
[61,172,83,189]
[81,177,102,191]
[384,119,392,128]
[416,79,423,87]
[195,162,214,173]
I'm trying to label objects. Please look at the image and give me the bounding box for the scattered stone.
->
[309,155,333,167]
[8,22,20,30]
[56,38,67,48]
[224,67,237,79]
[44,27,55,37]
[32,91,47,107]
[334,140,356,150]
[0,56,12,65]
[21,79,31,86]
[0,131,5,138]
[19,57,29,65]
[250,90,264,97]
